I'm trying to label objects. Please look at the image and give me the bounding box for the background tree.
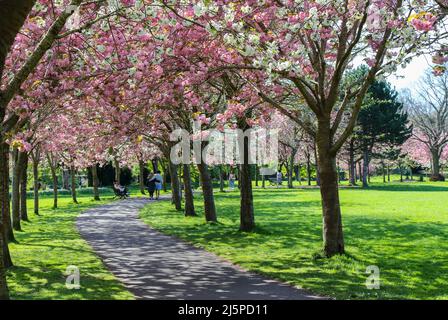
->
[404,69,448,181]
[356,80,412,187]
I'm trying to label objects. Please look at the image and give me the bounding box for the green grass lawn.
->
[7,191,134,300]
[140,179,448,300]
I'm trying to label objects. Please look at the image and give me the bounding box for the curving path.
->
[77,198,325,300]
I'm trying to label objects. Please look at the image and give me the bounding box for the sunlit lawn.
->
[140,177,448,300]
[7,191,134,300]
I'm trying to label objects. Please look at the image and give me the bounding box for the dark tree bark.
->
[152,159,159,172]
[169,162,182,211]
[255,166,259,187]
[0,0,37,82]
[0,142,13,270]
[430,148,443,180]
[11,149,23,231]
[288,149,297,189]
[1,143,14,243]
[0,145,12,278]
[362,149,369,188]
[31,152,40,215]
[357,161,362,183]
[91,164,100,201]
[48,155,58,209]
[295,164,301,184]
[316,120,344,257]
[20,152,29,222]
[314,146,321,186]
[178,166,183,202]
[0,228,9,300]
[114,159,121,185]
[139,160,146,194]
[382,162,386,183]
[197,162,217,223]
[239,161,255,232]
[61,169,69,190]
[306,154,312,186]
[261,171,266,188]
[183,164,196,217]
[70,166,78,204]
[348,141,356,186]
[162,170,168,192]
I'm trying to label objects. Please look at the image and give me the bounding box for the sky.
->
[387,55,431,91]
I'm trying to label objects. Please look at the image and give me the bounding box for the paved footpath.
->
[77,198,325,300]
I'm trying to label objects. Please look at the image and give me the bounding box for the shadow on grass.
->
[8,265,130,300]
[141,187,448,300]
[7,195,132,300]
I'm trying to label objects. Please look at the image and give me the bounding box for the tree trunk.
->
[362,149,369,188]
[183,164,196,217]
[430,148,443,180]
[169,162,182,211]
[114,159,120,185]
[48,157,58,209]
[306,154,312,186]
[296,164,302,184]
[20,152,29,222]
[288,149,297,189]
[357,161,362,183]
[255,166,259,187]
[92,164,100,201]
[314,146,321,186]
[178,166,183,202]
[348,142,356,186]
[239,148,255,232]
[0,228,9,300]
[70,166,78,204]
[197,162,217,223]
[11,149,22,231]
[32,156,39,215]
[316,120,344,257]
[139,160,146,194]
[0,143,13,269]
[162,169,168,192]
[152,159,159,172]
[1,143,14,243]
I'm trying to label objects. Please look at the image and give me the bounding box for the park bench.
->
[112,186,130,200]
[268,178,282,186]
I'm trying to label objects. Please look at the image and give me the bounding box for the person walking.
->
[146,173,156,200]
[276,170,283,188]
[154,171,163,200]
[229,172,235,191]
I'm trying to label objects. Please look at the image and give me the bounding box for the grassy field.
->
[140,178,448,300]
[6,191,134,300]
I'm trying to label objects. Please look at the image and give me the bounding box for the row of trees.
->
[1,0,448,299]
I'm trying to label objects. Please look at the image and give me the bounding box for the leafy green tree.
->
[356,81,412,187]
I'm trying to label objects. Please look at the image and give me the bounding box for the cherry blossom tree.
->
[403,69,448,180]
[154,0,444,256]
